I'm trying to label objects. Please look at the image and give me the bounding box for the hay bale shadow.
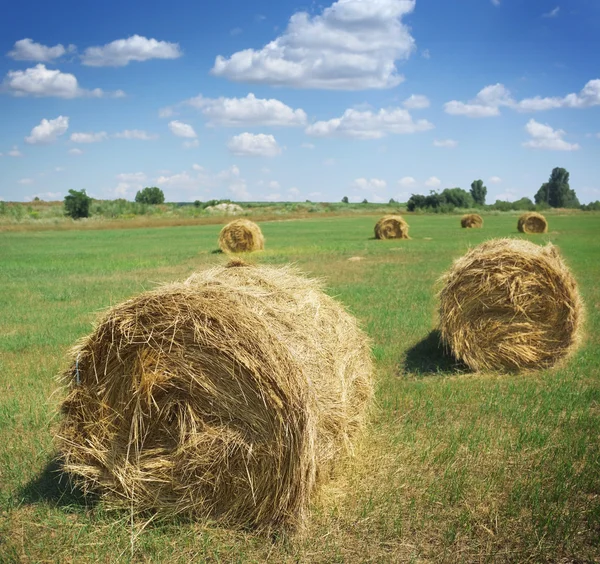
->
[210,248,224,254]
[402,330,467,376]
[18,457,96,511]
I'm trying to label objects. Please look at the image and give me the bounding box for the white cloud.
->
[27,191,62,201]
[211,0,417,90]
[116,172,146,183]
[522,119,579,151]
[112,172,147,198]
[306,107,433,139]
[68,148,83,156]
[168,120,197,138]
[491,0,500,5]
[183,139,199,149]
[227,132,282,157]
[183,92,307,127]
[352,178,387,191]
[81,35,182,67]
[403,94,430,109]
[542,6,560,17]
[425,176,441,188]
[398,176,417,188]
[192,164,204,171]
[114,130,158,140]
[433,138,458,148]
[444,83,512,117]
[494,188,519,202]
[308,192,322,199]
[8,146,23,157]
[265,193,282,202]
[3,64,119,98]
[488,176,502,184]
[446,79,600,117]
[158,107,175,118]
[25,115,69,144]
[288,187,300,197]
[156,165,250,200]
[70,131,108,143]
[8,38,75,62]
[268,180,281,189]
[18,178,34,185]
[301,142,315,149]
[421,48,431,59]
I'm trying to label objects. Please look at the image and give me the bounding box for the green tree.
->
[470,179,487,206]
[64,189,92,219]
[135,186,165,205]
[341,196,349,203]
[440,187,473,208]
[362,198,368,204]
[534,167,580,208]
[389,198,397,204]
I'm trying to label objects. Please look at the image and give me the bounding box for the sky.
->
[1,0,599,204]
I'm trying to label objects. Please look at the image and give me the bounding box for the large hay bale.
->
[56,262,373,529]
[460,213,483,228]
[517,212,548,234]
[218,219,264,253]
[439,238,583,372]
[374,215,410,240]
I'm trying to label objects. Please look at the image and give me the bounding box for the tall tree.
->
[534,167,580,208]
[64,189,92,219]
[135,186,165,205]
[470,179,487,206]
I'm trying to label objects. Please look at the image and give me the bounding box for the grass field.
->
[1,213,599,562]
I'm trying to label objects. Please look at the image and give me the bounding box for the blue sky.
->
[1,0,599,204]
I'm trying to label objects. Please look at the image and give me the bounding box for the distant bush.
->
[135,187,165,205]
[488,197,535,212]
[407,188,473,212]
[581,200,600,211]
[64,189,92,219]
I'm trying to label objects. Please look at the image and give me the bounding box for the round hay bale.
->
[439,238,583,372]
[218,219,264,253]
[460,213,483,229]
[517,212,548,234]
[56,262,373,529]
[374,215,410,240]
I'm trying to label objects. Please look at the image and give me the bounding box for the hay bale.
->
[439,238,583,372]
[218,219,264,253]
[56,262,373,529]
[374,215,410,240]
[460,213,483,228]
[517,212,548,234]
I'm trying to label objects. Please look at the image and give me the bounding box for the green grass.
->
[1,213,599,562]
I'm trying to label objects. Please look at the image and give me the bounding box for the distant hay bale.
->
[56,262,373,529]
[517,212,548,234]
[374,215,410,240]
[439,238,583,372]
[460,213,483,228]
[218,219,264,253]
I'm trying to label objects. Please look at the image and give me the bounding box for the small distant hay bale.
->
[517,212,548,234]
[56,262,373,529]
[439,238,583,372]
[218,219,264,253]
[460,214,483,229]
[374,215,410,240]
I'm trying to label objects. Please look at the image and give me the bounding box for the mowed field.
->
[1,213,599,563]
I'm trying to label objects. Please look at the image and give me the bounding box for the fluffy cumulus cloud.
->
[433,138,458,148]
[445,79,600,117]
[306,107,433,139]
[113,172,147,197]
[211,0,417,89]
[18,178,34,185]
[522,119,580,151]
[403,94,430,109]
[398,176,417,188]
[156,164,250,200]
[9,146,23,157]
[227,133,282,157]
[70,131,108,143]
[25,115,69,144]
[3,64,121,98]
[81,35,182,66]
[168,120,197,138]
[425,176,441,188]
[352,177,387,191]
[8,38,76,62]
[68,148,83,155]
[182,93,307,127]
[113,130,158,140]
[488,176,502,184]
